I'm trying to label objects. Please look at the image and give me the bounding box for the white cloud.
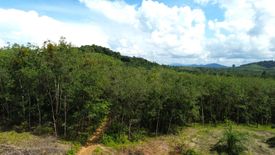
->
[194,0,216,5]
[79,0,139,26]
[2,0,275,65]
[206,0,275,64]
[80,0,207,64]
[0,8,109,47]
[0,38,5,47]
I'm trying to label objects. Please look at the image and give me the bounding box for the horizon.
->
[1,0,275,66]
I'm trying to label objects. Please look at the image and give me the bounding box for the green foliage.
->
[266,137,275,148]
[241,60,275,68]
[185,149,200,155]
[0,131,34,144]
[212,121,247,155]
[174,142,200,155]
[66,142,81,155]
[33,125,53,135]
[93,147,104,154]
[0,40,274,145]
[101,133,130,147]
[130,129,147,142]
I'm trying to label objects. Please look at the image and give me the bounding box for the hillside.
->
[172,60,275,78]
[170,63,228,68]
[80,45,159,68]
[240,60,275,69]
[0,42,275,155]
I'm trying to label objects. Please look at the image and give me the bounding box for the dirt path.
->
[77,144,110,155]
[77,118,110,155]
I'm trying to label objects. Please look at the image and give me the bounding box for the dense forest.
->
[0,40,274,144]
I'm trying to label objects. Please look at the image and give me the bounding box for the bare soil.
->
[0,132,71,155]
[77,125,275,155]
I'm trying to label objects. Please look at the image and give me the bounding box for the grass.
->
[97,124,274,155]
[0,131,35,145]
[2,124,274,155]
[66,142,81,155]
[0,131,74,154]
[175,124,274,155]
[93,146,104,153]
[211,121,247,155]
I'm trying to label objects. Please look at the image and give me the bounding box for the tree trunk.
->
[28,91,31,130]
[48,90,58,137]
[167,115,173,133]
[64,95,67,138]
[201,98,204,125]
[55,78,60,115]
[19,79,26,121]
[128,120,132,140]
[36,95,42,127]
[155,110,160,136]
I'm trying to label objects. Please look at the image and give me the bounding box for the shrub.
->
[33,125,53,135]
[266,137,275,148]
[67,142,81,155]
[101,133,129,146]
[130,129,147,142]
[185,149,200,155]
[212,121,247,155]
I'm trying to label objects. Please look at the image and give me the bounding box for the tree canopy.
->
[0,41,274,143]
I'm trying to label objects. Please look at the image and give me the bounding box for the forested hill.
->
[240,60,275,69]
[80,45,159,68]
[172,61,275,78]
[82,45,275,78]
[0,41,274,144]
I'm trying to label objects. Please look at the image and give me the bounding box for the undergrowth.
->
[211,121,247,155]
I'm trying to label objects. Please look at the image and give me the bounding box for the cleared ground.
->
[0,131,71,155]
[78,124,275,155]
[1,125,274,155]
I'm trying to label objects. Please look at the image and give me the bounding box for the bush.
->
[130,129,147,142]
[212,121,247,155]
[185,149,200,155]
[101,133,129,146]
[67,142,81,155]
[33,125,53,135]
[266,137,275,148]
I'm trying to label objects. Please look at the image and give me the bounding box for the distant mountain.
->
[170,63,228,68]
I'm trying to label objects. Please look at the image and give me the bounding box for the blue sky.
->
[0,0,224,22]
[0,0,275,65]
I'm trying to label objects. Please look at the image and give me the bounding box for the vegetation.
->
[173,60,275,78]
[95,125,274,155]
[0,40,274,147]
[212,121,247,155]
[241,60,275,68]
[266,137,275,148]
[0,131,71,154]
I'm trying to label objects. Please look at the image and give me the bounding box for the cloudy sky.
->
[0,0,275,66]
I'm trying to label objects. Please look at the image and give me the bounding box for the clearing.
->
[0,131,71,155]
[0,124,274,155]
[77,124,275,155]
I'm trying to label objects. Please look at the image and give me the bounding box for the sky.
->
[0,0,275,66]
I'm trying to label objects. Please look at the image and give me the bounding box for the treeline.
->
[0,40,274,143]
